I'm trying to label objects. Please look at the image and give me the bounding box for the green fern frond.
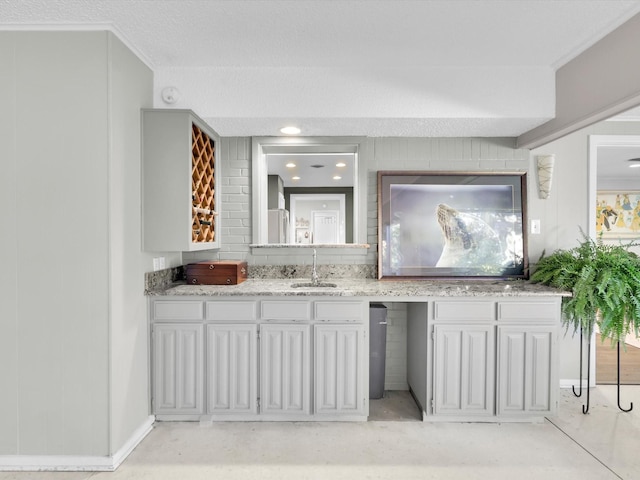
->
[531,229,640,344]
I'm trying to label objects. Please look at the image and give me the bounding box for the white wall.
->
[107,34,155,454]
[531,119,640,383]
[0,31,111,456]
[0,30,162,460]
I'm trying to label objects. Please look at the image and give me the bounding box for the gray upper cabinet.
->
[142,109,221,252]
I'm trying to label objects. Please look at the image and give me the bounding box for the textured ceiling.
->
[3,0,640,137]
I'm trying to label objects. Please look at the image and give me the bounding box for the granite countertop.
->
[147,278,570,298]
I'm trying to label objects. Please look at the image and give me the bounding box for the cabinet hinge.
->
[430,330,434,340]
[430,398,434,410]
[257,397,260,410]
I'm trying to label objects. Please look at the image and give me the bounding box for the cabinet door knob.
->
[209,264,215,269]
[192,278,197,284]
[226,278,231,284]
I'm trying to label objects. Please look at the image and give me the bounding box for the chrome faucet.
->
[311,248,319,286]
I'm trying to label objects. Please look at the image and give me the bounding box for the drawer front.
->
[153,301,203,321]
[261,300,311,321]
[433,301,495,322]
[314,301,365,322]
[497,302,559,323]
[206,301,257,321]
[187,274,244,285]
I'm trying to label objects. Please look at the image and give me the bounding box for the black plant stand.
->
[575,330,633,414]
[582,334,591,414]
[616,341,633,412]
[572,328,584,398]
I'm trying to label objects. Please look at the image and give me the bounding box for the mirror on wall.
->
[252,137,368,246]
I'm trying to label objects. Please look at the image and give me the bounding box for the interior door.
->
[312,210,339,243]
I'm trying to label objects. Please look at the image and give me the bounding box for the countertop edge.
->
[146,279,571,298]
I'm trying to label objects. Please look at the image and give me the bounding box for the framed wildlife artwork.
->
[596,191,640,238]
[377,171,528,279]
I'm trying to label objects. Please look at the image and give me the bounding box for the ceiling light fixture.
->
[333,175,342,180]
[292,176,301,180]
[280,126,301,135]
[286,162,296,168]
[336,162,346,167]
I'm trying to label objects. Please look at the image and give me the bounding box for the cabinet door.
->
[152,323,204,415]
[497,326,555,415]
[260,324,311,415]
[433,325,495,416]
[314,324,367,416]
[206,324,258,415]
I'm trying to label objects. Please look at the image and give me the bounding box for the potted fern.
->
[531,234,640,344]
[531,233,640,412]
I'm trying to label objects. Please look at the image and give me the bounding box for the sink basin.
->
[291,282,337,288]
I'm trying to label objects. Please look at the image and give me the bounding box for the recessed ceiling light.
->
[292,176,301,180]
[286,162,296,168]
[333,175,342,180]
[630,164,640,168]
[280,126,301,135]
[336,162,346,168]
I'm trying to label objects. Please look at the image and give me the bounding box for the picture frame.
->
[377,171,528,280]
[596,191,640,238]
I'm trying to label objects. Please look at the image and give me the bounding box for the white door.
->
[260,324,311,415]
[152,323,204,415]
[312,210,339,243]
[433,324,495,416]
[314,324,367,415]
[206,324,258,415]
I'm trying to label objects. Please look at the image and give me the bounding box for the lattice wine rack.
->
[191,123,217,244]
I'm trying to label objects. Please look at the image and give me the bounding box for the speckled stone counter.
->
[147,278,569,298]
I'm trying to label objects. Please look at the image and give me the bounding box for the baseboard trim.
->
[560,378,595,389]
[384,383,409,391]
[110,415,155,470]
[0,415,155,472]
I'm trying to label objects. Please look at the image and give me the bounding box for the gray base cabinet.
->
[408,297,561,422]
[260,324,311,415]
[150,297,368,421]
[150,294,560,423]
[206,324,258,415]
[433,325,495,416]
[314,324,367,416]
[152,323,204,416]
[497,326,555,416]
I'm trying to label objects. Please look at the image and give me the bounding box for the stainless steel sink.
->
[291,282,337,288]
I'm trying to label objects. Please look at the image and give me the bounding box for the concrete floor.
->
[1,385,639,480]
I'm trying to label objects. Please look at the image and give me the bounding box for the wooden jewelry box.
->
[186,261,248,285]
